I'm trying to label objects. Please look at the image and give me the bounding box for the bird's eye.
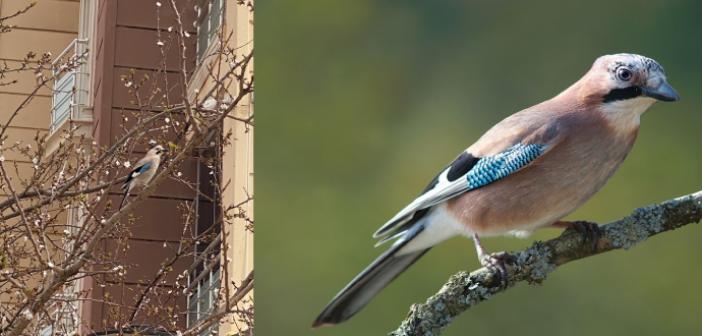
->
[616,67,633,81]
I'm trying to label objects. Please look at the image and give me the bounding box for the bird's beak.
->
[641,81,679,102]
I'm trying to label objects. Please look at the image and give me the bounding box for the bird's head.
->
[562,54,679,131]
[575,54,678,125]
[149,144,167,156]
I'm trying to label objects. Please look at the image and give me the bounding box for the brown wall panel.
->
[120,197,212,242]
[93,76,103,105]
[86,0,208,331]
[110,108,185,152]
[114,26,195,72]
[116,0,197,33]
[83,0,118,325]
[80,276,104,331]
[108,188,197,205]
[99,282,187,330]
[94,29,105,72]
[92,0,118,146]
[97,0,108,22]
[111,67,186,110]
[92,81,105,139]
[93,3,106,102]
[104,238,191,284]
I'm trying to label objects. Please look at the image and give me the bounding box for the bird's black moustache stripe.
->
[603,86,642,103]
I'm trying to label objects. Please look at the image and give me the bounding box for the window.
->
[187,151,222,335]
[196,0,224,62]
[37,285,80,336]
[188,261,221,334]
[39,326,53,336]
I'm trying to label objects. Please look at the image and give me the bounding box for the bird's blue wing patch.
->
[466,143,546,189]
[135,162,152,173]
[123,162,153,188]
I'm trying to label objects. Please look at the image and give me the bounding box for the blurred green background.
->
[257,1,702,335]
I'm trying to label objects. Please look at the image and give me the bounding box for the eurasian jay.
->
[313,53,679,327]
[118,144,167,210]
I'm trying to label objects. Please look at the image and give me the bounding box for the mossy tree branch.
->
[390,191,702,336]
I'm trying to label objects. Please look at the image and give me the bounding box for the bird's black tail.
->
[118,188,129,210]
[312,226,429,328]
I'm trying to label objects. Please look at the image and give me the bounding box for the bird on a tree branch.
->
[313,53,680,328]
[119,144,168,210]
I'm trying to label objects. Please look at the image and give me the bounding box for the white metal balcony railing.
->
[50,38,90,134]
[187,235,222,333]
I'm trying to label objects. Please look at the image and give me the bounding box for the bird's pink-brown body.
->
[448,91,639,237]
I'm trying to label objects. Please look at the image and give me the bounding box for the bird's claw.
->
[479,252,510,289]
[566,220,601,252]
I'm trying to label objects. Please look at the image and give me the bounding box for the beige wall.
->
[0,0,77,228]
[221,2,254,335]
[0,0,79,327]
[220,0,255,283]
[0,0,79,184]
[0,0,77,256]
[186,1,254,333]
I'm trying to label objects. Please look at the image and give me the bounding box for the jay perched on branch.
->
[314,53,680,327]
[119,144,167,210]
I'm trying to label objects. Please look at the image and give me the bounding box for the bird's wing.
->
[373,119,564,239]
[123,161,153,187]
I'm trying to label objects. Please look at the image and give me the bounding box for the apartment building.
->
[0,0,253,334]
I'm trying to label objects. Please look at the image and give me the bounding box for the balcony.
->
[187,235,222,333]
[50,38,91,134]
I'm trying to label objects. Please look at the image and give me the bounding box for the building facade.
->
[0,0,253,334]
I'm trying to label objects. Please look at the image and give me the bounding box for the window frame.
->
[186,149,223,334]
[196,0,225,63]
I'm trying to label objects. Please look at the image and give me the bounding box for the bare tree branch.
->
[0,1,254,334]
[391,190,702,336]
[0,2,35,33]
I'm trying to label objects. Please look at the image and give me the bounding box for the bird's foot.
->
[554,220,601,251]
[479,252,510,289]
